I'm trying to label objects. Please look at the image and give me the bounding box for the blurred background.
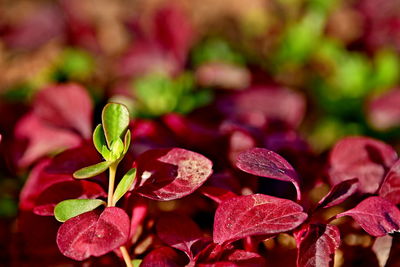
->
[0,0,399,265]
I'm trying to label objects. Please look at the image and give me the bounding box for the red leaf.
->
[199,186,238,204]
[163,113,219,147]
[153,6,193,65]
[1,4,64,50]
[213,194,307,245]
[33,180,106,216]
[317,178,359,209]
[56,207,130,260]
[217,86,305,129]
[336,196,400,236]
[128,196,148,242]
[328,137,398,194]
[19,145,105,211]
[34,83,93,139]
[367,88,400,130]
[236,148,301,200]
[223,249,266,266]
[296,224,340,267]
[140,247,188,267]
[19,159,72,211]
[379,159,400,204]
[44,144,103,176]
[14,113,82,167]
[135,148,213,201]
[156,214,203,259]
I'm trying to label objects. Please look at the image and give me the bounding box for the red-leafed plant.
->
[23,102,213,266]
[142,146,400,266]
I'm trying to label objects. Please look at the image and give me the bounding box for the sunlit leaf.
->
[336,196,400,236]
[54,199,105,222]
[213,194,307,245]
[73,161,111,179]
[93,124,106,154]
[112,168,136,205]
[101,103,129,148]
[57,207,130,260]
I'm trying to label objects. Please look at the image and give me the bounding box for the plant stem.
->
[107,163,118,206]
[108,162,133,266]
[120,246,133,267]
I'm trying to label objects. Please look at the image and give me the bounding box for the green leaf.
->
[54,199,106,222]
[93,124,106,154]
[123,130,131,154]
[112,168,136,206]
[73,161,112,179]
[111,138,124,159]
[101,145,112,161]
[132,259,142,267]
[102,103,130,148]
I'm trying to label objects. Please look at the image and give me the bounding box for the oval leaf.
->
[141,247,187,267]
[199,186,238,204]
[33,180,106,216]
[328,137,398,194]
[93,124,106,155]
[73,161,111,179]
[296,224,341,267]
[379,159,400,204]
[33,83,93,139]
[336,196,400,236]
[102,103,129,148]
[236,148,301,200]
[213,194,308,245]
[135,148,213,201]
[316,178,359,209]
[367,88,400,130]
[57,207,130,260]
[112,168,136,206]
[156,214,203,258]
[54,199,106,222]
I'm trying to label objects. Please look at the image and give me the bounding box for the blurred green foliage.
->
[131,73,213,117]
[191,38,246,66]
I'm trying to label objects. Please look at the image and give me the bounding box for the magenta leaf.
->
[296,224,340,267]
[367,88,400,130]
[140,247,188,267]
[213,194,307,245]
[336,196,400,236]
[153,6,193,65]
[222,249,266,266]
[328,136,398,194]
[217,85,306,129]
[19,159,73,211]
[56,207,130,260]
[199,186,238,204]
[14,113,82,168]
[379,159,400,204]
[236,148,301,200]
[33,180,106,216]
[33,83,93,139]
[162,113,219,147]
[135,148,213,201]
[316,178,359,209]
[156,214,203,259]
[44,144,104,176]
